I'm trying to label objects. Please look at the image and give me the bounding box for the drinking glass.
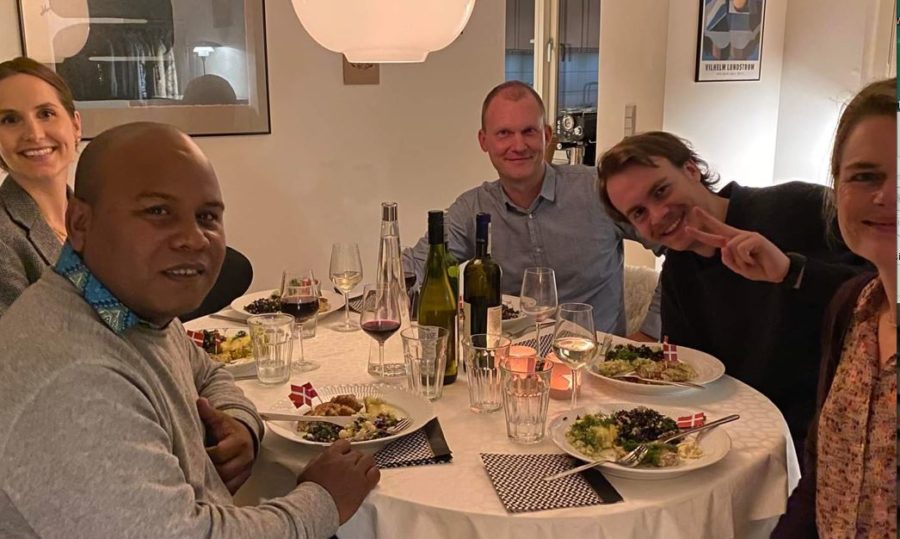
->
[401,325,449,400]
[247,313,294,385]
[551,303,597,410]
[360,283,404,377]
[501,355,554,444]
[280,269,320,372]
[329,242,363,332]
[519,267,558,356]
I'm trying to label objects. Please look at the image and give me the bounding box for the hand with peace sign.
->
[684,206,790,283]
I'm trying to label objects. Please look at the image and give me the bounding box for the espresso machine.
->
[555,108,598,166]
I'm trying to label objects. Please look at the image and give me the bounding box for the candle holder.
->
[545,351,581,400]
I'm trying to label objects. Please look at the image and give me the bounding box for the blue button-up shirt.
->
[404,163,660,336]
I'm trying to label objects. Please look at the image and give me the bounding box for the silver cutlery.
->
[208,313,248,324]
[260,413,413,434]
[543,413,740,481]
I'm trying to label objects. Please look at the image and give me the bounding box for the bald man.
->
[0,122,378,538]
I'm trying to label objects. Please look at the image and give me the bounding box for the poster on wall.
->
[695,0,766,82]
[16,0,270,138]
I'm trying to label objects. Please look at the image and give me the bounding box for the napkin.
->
[480,453,623,513]
[512,332,554,357]
[374,418,452,469]
[347,295,364,313]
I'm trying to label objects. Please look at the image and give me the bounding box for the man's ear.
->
[477,129,488,152]
[683,160,702,183]
[66,198,91,252]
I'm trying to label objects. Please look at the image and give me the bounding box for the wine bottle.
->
[375,202,410,328]
[443,210,460,297]
[463,213,502,340]
[418,210,458,384]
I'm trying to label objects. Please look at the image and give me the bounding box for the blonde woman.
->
[0,57,81,315]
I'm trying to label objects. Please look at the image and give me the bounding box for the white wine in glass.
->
[552,303,597,410]
[329,242,363,332]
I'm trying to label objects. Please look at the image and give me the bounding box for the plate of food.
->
[586,336,725,394]
[264,383,435,448]
[549,404,732,480]
[500,294,533,334]
[187,328,256,377]
[230,289,343,319]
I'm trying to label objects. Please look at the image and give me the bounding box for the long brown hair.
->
[0,57,79,171]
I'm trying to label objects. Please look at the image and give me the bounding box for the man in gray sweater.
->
[0,122,379,538]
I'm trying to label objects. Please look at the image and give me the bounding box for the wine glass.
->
[360,283,403,377]
[280,268,320,372]
[551,303,597,410]
[329,242,363,332]
[519,267,558,356]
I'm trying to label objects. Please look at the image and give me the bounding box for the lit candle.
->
[546,351,580,400]
[507,345,537,372]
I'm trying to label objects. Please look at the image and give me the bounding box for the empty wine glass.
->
[280,268,320,372]
[551,303,597,410]
[329,242,363,332]
[360,283,403,377]
[519,267,558,356]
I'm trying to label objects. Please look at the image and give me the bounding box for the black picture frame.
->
[695,0,766,82]
[17,0,271,138]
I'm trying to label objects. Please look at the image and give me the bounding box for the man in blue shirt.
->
[404,81,659,338]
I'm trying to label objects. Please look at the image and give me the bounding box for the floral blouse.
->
[816,278,897,538]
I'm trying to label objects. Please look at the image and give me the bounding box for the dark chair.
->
[181,247,253,322]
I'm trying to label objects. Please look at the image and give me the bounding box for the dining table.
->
[185,302,801,539]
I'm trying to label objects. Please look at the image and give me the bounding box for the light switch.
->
[624,104,636,136]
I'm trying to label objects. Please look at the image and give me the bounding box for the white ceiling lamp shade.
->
[290,0,477,63]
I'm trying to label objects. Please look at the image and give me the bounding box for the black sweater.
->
[660,182,870,451]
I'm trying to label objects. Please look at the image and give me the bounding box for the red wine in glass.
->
[280,295,319,323]
[361,319,401,344]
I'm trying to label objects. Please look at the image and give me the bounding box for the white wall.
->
[662,0,788,188]
[0,0,503,290]
[596,0,671,269]
[772,0,893,186]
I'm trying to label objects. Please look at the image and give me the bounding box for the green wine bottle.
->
[463,213,502,340]
[443,210,460,298]
[418,211,458,384]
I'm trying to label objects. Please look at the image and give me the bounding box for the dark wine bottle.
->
[417,211,458,384]
[463,213,502,340]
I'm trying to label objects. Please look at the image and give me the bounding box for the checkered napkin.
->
[480,453,623,513]
[374,418,452,469]
[512,332,554,357]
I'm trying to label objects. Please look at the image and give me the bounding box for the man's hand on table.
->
[299,438,381,524]
[197,397,256,494]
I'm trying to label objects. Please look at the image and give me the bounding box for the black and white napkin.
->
[347,295,364,313]
[480,453,623,513]
[512,332,554,358]
[374,418,452,469]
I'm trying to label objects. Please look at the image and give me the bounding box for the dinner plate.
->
[586,334,726,395]
[186,327,257,377]
[264,383,436,448]
[230,289,343,319]
[549,404,732,480]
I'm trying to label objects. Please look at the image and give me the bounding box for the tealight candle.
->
[507,345,537,372]
[546,352,580,400]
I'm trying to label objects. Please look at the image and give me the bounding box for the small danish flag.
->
[677,412,706,429]
[662,336,678,362]
[289,382,319,408]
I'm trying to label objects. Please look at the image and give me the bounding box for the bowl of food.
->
[186,328,256,377]
[230,289,342,319]
[263,383,436,448]
[549,404,732,480]
[500,294,532,335]
[586,336,725,394]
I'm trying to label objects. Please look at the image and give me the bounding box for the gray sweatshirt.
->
[0,271,339,538]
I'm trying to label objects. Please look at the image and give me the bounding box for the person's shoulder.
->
[553,163,596,182]
[734,180,827,206]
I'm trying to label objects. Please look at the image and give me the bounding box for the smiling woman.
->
[0,56,82,317]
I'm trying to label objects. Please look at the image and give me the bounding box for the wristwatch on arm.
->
[782,252,807,290]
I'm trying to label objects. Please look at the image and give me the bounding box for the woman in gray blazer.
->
[0,57,82,316]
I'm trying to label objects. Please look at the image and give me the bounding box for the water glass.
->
[501,356,554,444]
[247,313,294,385]
[462,334,511,413]
[400,325,448,401]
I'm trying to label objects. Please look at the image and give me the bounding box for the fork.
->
[543,446,646,481]
[612,371,707,390]
[543,413,740,481]
[260,412,413,434]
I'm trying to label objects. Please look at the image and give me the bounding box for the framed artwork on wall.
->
[16,0,270,137]
[695,0,766,82]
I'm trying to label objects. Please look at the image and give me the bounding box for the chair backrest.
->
[180,246,253,322]
[623,264,659,336]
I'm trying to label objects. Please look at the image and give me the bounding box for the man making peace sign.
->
[596,131,869,457]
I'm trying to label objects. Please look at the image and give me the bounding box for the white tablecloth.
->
[186,308,801,539]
